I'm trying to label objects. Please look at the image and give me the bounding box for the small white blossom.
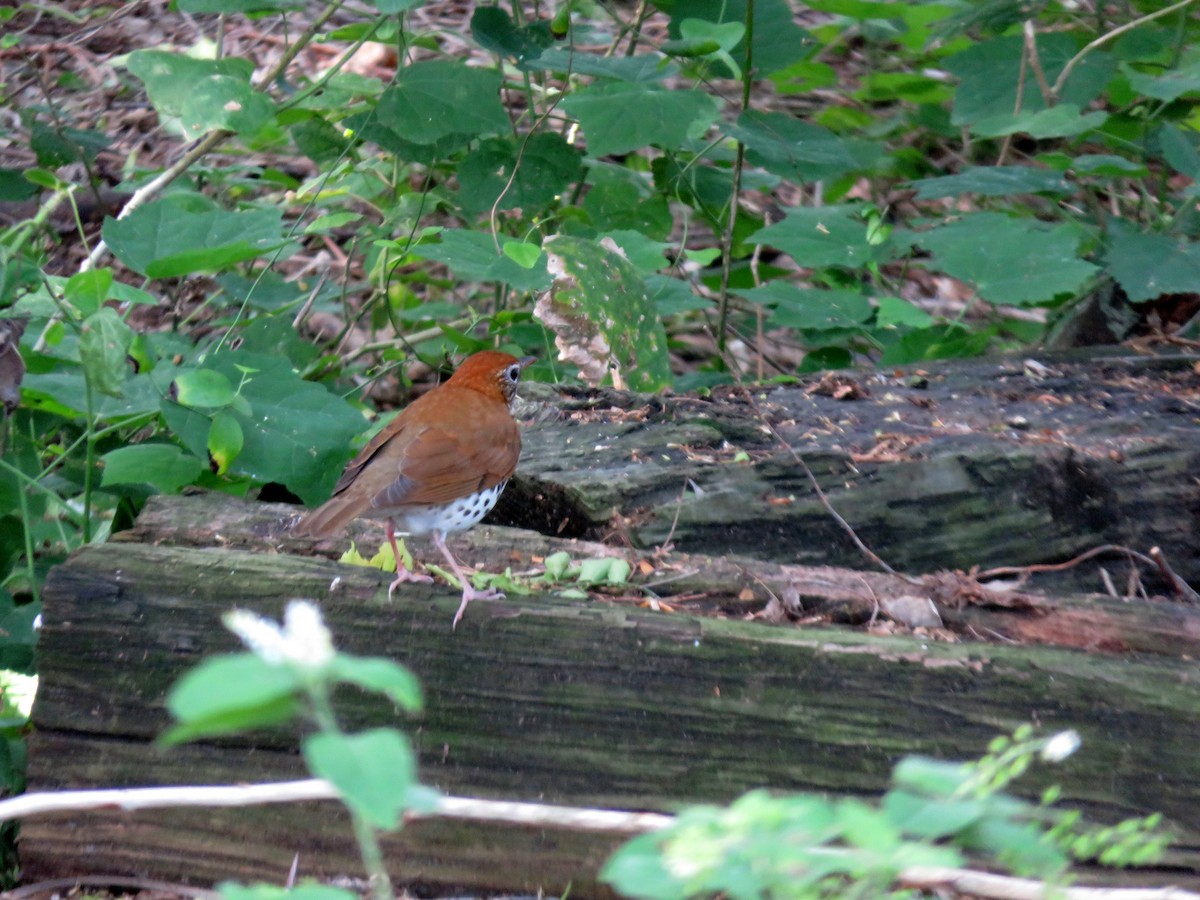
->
[1041,729,1081,762]
[281,599,335,668]
[223,600,334,671]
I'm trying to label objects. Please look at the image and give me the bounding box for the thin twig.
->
[1050,0,1198,100]
[979,543,1199,603]
[740,388,907,579]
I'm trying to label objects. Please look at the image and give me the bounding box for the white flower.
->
[223,600,334,671]
[1041,729,1081,762]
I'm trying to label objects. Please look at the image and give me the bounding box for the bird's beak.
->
[518,355,536,370]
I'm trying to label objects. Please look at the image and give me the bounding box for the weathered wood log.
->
[26,495,1200,893]
[125,492,1200,657]
[500,352,1200,596]
[24,352,1200,894]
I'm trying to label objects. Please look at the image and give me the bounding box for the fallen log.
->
[25,495,1200,893]
[24,351,1200,894]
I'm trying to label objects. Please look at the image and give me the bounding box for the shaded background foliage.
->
[0,0,1199,881]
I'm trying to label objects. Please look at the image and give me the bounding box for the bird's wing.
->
[291,386,522,537]
[369,402,521,509]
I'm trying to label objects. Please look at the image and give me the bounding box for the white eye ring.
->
[507,365,521,380]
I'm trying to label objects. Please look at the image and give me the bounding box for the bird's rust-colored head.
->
[446,350,535,405]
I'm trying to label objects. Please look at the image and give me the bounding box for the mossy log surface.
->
[26,351,1200,895]
[500,351,1200,595]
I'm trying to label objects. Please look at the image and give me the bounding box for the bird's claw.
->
[451,587,506,629]
[386,567,434,601]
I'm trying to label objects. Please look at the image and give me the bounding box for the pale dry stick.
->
[978,543,1199,603]
[289,271,330,331]
[1099,566,1119,598]
[900,866,1199,900]
[0,782,1195,900]
[1051,0,1199,101]
[1149,546,1200,603]
[997,26,1030,166]
[1022,20,1054,106]
[0,779,673,835]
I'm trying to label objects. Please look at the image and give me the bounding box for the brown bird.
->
[293,351,535,627]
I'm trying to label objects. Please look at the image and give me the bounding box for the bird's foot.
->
[386,565,434,601]
[451,585,506,629]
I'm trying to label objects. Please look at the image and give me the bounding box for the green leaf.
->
[501,241,542,269]
[456,133,582,216]
[78,307,132,397]
[0,168,38,202]
[666,0,813,77]
[181,0,304,11]
[163,653,300,744]
[1124,59,1200,102]
[207,410,245,475]
[539,235,673,391]
[375,60,509,144]
[909,166,1070,199]
[972,104,1108,140]
[738,284,874,330]
[103,197,284,278]
[159,351,366,504]
[126,50,274,139]
[100,444,206,492]
[63,268,113,317]
[330,656,423,711]
[803,0,902,18]
[891,756,973,796]
[882,790,988,839]
[1106,222,1200,302]
[172,368,236,409]
[527,50,674,83]
[647,274,708,316]
[373,0,427,11]
[1159,125,1200,179]
[217,883,359,900]
[470,6,552,65]
[876,296,933,329]
[411,230,551,292]
[560,83,721,156]
[749,205,897,269]
[945,34,1114,131]
[917,213,1098,305]
[602,231,671,273]
[728,110,884,182]
[879,324,993,364]
[303,729,427,829]
[1070,154,1148,177]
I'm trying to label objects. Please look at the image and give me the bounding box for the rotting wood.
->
[498,352,1200,597]
[25,352,1200,894]
[27,521,1200,893]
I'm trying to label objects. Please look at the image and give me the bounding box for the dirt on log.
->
[24,351,1200,896]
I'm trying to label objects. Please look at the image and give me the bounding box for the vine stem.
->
[716,0,754,362]
[1050,0,1197,100]
[307,681,395,900]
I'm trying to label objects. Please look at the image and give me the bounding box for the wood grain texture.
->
[27,526,1200,892]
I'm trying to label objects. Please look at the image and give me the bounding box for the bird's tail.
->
[291,496,363,538]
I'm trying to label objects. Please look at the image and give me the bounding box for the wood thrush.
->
[293,351,534,627]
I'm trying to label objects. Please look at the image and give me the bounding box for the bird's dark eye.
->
[507,365,520,380]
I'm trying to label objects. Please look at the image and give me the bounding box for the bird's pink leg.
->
[432,531,504,628]
[386,517,433,600]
